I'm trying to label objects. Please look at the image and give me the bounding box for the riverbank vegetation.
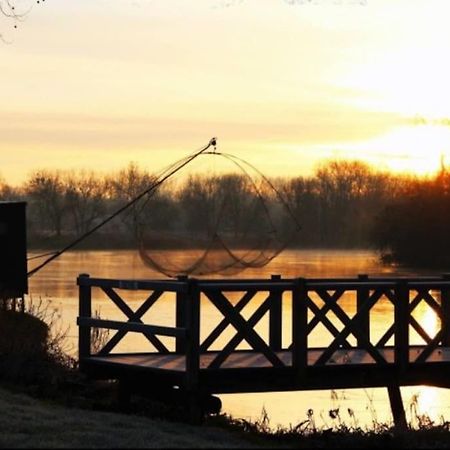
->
[2,381,450,449]
[1,159,449,268]
[372,169,450,268]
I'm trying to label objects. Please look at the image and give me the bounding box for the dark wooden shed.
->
[0,201,28,300]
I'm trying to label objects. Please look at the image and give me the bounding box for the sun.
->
[332,36,450,176]
[358,124,450,176]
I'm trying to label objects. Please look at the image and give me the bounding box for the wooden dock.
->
[77,273,450,425]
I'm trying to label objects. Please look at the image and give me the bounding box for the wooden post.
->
[387,384,407,430]
[292,278,308,381]
[185,278,202,423]
[394,280,409,371]
[441,274,450,346]
[269,274,282,351]
[78,273,92,359]
[176,275,188,353]
[357,274,370,348]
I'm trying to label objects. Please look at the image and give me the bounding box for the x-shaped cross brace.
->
[203,289,285,369]
[313,287,389,366]
[98,287,167,355]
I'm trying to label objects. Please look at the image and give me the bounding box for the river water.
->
[27,248,450,429]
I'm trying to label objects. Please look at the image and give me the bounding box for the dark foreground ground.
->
[1,384,450,449]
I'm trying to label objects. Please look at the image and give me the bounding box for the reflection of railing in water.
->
[77,273,450,425]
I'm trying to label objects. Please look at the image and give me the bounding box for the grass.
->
[1,302,450,448]
[208,405,450,448]
[0,386,264,449]
[1,385,450,449]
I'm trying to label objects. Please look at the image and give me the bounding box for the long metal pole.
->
[27,138,217,277]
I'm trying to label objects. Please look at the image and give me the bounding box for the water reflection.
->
[27,248,449,429]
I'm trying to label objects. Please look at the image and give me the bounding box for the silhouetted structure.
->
[77,273,450,426]
[0,202,27,311]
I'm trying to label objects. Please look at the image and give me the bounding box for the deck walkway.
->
[77,274,450,424]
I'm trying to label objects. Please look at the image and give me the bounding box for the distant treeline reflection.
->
[1,160,449,268]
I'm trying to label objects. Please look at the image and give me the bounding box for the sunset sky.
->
[2,0,450,185]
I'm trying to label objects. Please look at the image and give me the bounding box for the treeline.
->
[372,170,450,268]
[1,160,448,267]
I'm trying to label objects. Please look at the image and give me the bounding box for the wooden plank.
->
[356,274,370,348]
[185,279,200,392]
[314,289,388,366]
[377,289,426,347]
[409,280,450,290]
[77,317,186,338]
[207,293,273,369]
[176,275,188,353]
[442,274,450,346]
[82,345,450,373]
[376,324,395,347]
[292,278,308,378]
[307,281,398,290]
[306,288,352,348]
[200,289,257,352]
[387,384,407,429]
[100,290,163,355]
[78,273,92,359]
[394,281,409,370]
[101,286,168,352]
[198,281,293,291]
[417,288,443,319]
[78,276,449,290]
[269,275,282,351]
[77,276,187,292]
[414,330,443,363]
[409,316,433,345]
[203,289,285,368]
[266,276,445,284]
[102,286,140,317]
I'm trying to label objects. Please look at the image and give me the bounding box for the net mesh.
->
[137,152,301,277]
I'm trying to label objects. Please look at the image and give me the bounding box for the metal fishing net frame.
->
[27,138,301,279]
[137,151,301,277]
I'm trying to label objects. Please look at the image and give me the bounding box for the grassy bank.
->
[0,386,265,449]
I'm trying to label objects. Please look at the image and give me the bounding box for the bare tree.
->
[0,174,19,200]
[64,170,106,236]
[105,162,155,241]
[177,175,219,236]
[26,169,67,238]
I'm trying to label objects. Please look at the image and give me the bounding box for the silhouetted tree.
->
[314,160,384,246]
[0,175,18,200]
[64,171,106,236]
[0,159,417,254]
[281,175,320,246]
[105,162,155,242]
[372,170,450,268]
[26,170,67,237]
[177,175,217,236]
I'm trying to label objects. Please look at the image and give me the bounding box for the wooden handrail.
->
[76,276,188,292]
[77,317,187,339]
[198,281,294,291]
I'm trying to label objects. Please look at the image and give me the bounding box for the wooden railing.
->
[77,274,191,357]
[77,273,450,375]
